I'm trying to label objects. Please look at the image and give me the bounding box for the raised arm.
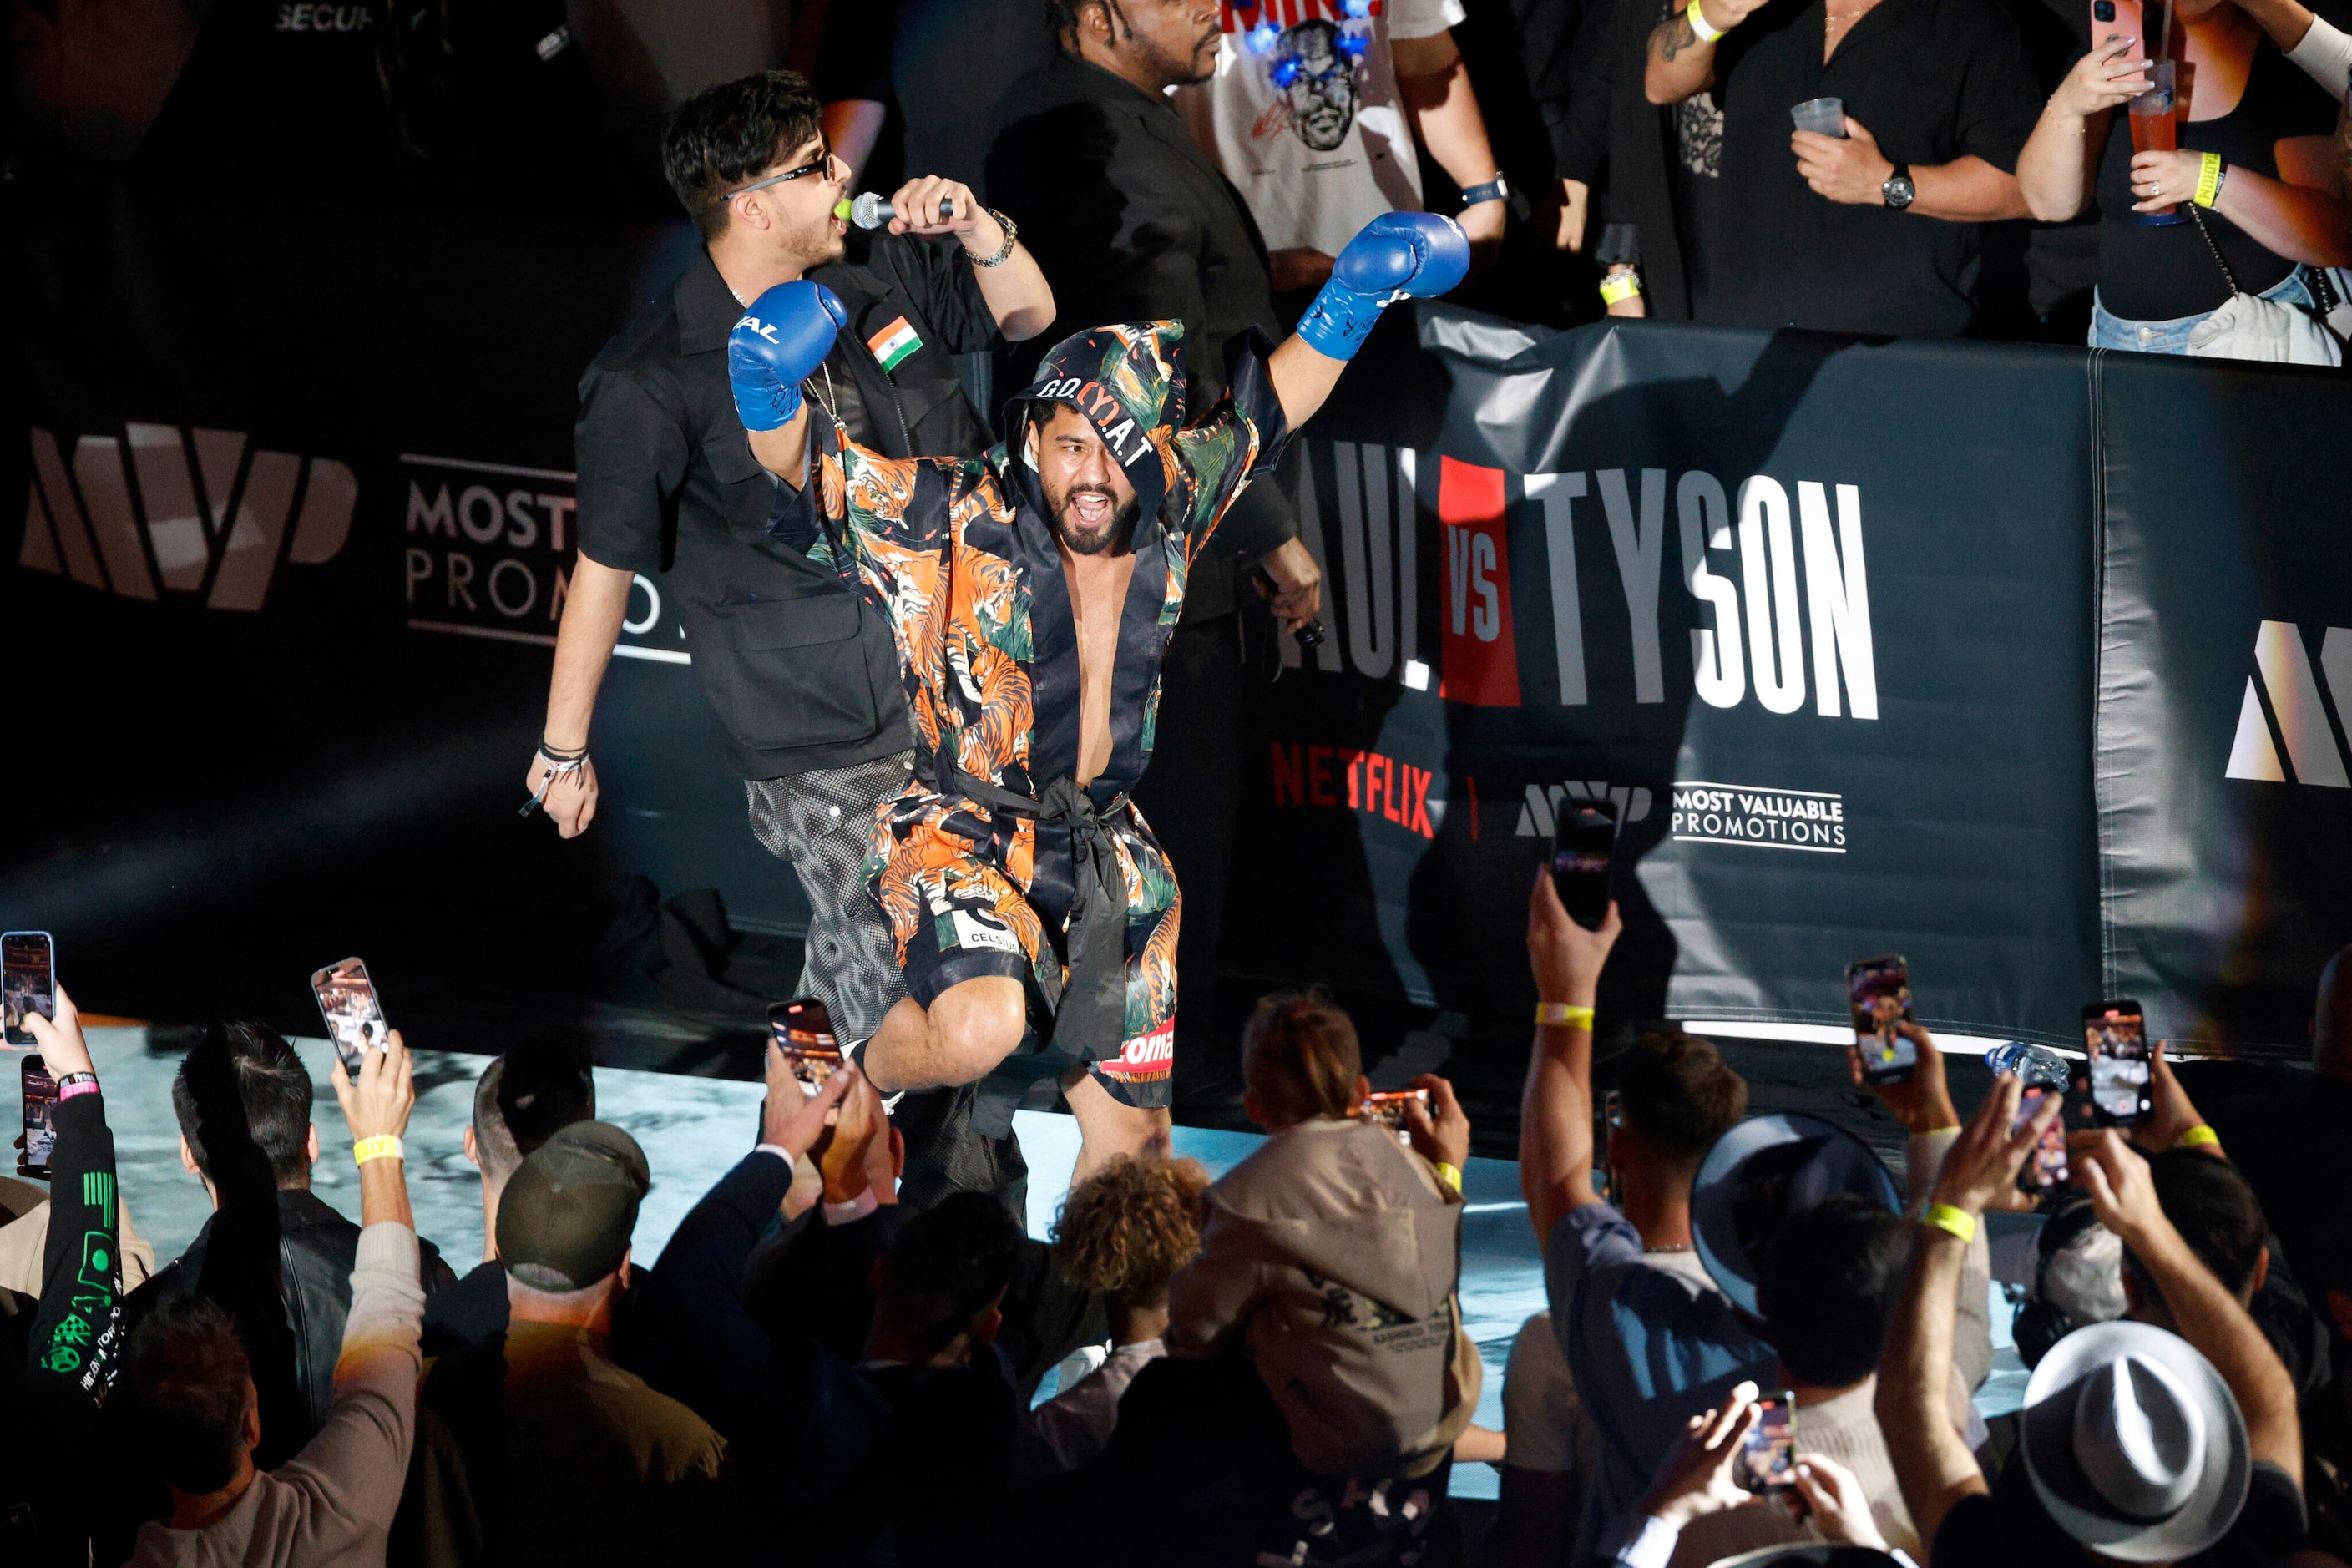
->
[24,988,120,1392]
[878,176,1055,342]
[2073,1130,2304,1481]
[731,280,849,488]
[1268,211,1470,429]
[2017,38,2151,222]
[1879,1075,2052,1549]
[1519,872,1623,1242]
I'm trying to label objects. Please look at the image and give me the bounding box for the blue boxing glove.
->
[728,281,847,432]
[1295,211,1471,361]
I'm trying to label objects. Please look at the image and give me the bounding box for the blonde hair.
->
[1242,989,1362,1127]
[1052,1156,1210,1310]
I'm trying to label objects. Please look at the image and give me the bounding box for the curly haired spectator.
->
[1027,1156,1210,1474]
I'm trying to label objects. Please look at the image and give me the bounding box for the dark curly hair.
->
[661,70,825,241]
[1052,1156,1210,1309]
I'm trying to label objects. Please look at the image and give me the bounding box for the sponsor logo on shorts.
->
[1100,1019,1175,1080]
[1669,781,1847,853]
[943,909,1022,955]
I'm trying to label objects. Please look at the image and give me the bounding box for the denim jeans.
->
[2090,268,2318,354]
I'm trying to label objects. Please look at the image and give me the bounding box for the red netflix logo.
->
[1270,743,1437,838]
[1438,456,1520,706]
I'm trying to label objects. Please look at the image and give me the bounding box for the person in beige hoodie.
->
[123,1030,425,1568]
[1166,990,1481,1490]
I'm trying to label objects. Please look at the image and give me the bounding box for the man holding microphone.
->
[531,71,1053,1161]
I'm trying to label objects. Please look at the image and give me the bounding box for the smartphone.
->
[310,958,387,1077]
[2016,1087,2071,1193]
[21,1055,58,1178]
[3,931,56,1048]
[1846,955,1916,1084]
[1740,1394,1798,1493]
[2084,1000,2152,1128]
[1357,1087,1431,1143]
[769,998,843,1094]
[2089,0,2147,55]
[1550,802,1618,932]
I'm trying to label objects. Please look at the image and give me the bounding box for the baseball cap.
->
[495,1120,650,1292]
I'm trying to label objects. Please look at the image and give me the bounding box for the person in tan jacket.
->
[1166,990,1480,1494]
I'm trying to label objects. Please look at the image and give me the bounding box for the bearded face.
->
[1028,403,1141,556]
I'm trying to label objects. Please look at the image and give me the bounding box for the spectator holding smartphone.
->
[121,1029,426,1568]
[1519,873,1762,1557]
[1879,1078,2306,1568]
[4,987,128,1567]
[129,1023,457,1465]
[1162,991,1479,1560]
[2016,0,2352,354]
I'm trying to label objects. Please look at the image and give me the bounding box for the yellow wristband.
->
[1434,1161,1464,1195]
[1923,1203,1976,1244]
[1687,0,1727,41]
[2192,152,2223,208]
[352,1135,404,1167]
[1599,273,1642,306]
[2177,1125,2220,1150]
[1536,1003,1596,1028]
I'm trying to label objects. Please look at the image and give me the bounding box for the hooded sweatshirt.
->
[1166,1116,1479,1479]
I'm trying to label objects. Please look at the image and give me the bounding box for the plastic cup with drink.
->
[1791,97,1848,138]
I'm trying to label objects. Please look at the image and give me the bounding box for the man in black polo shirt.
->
[1642,0,2038,335]
[527,70,1054,1075]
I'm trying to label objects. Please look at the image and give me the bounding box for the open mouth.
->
[1070,491,1114,529]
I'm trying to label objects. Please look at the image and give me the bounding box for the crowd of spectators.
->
[9,0,2352,1562]
[17,0,2352,353]
[2,903,2347,1567]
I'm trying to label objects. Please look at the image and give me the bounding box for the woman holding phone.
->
[2015,0,2351,352]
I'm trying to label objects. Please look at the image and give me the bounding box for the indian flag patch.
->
[867,316,922,373]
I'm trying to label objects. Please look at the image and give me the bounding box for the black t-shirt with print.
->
[2092,43,2339,322]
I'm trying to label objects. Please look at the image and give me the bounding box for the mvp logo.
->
[1515,780,1654,837]
[20,426,355,610]
[2225,620,2352,787]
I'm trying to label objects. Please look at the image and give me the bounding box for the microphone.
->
[837,192,961,230]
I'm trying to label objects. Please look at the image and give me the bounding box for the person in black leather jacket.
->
[124,1022,456,1468]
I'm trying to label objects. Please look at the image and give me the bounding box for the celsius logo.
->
[20,426,356,611]
[2224,620,2351,787]
[1515,780,1655,837]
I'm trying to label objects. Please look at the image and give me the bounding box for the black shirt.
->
[1936,1457,2307,1568]
[1701,0,2042,336]
[573,234,996,778]
[2092,43,2338,322]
